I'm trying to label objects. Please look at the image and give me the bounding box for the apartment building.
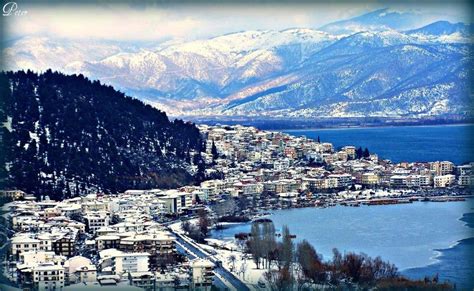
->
[342,146,356,159]
[361,173,379,186]
[434,174,456,188]
[112,252,150,275]
[458,174,473,186]
[328,174,353,188]
[84,213,110,234]
[430,161,454,176]
[32,263,65,291]
[390,175,408,188]
[190,259,214,288]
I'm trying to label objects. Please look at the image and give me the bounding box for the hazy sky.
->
[4,1,472,42]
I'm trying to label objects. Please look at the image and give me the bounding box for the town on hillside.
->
[0,124,472,290]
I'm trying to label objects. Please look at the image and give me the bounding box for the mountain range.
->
[3,8,473,119]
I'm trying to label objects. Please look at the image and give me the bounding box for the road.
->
[172,231,250,291]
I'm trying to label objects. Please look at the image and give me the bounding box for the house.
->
[190,259,214,288]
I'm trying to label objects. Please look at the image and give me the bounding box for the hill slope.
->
[0,70,205,199]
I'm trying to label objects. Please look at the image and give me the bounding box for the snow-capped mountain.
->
[319,8,430,35]
[3,9,472,118]
[406,21,472,37]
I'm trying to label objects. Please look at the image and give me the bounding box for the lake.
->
[283,124,474,164]
[211,200,474,289]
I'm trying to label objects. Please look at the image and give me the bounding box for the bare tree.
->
[240,256,248,281]
[296,240,326,284]
[279,225,294,269]
[249,223,262,269]
[213,197,238,218]
[197,208,210,237]
[228,254,237,272]
[181,220,191,233]
[261,221,276,269]
[264,267,294,291]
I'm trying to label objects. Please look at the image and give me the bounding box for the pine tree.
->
[356,147,363,159]
[363,147,370,158]
[280,225,294,269]
[211,141,218,160]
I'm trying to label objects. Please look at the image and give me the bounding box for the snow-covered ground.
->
[202,239,267,288]
[172,220,267,288]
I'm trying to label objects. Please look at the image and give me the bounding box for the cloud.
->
[4,2,470,42]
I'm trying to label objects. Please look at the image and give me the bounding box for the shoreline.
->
[185,117,474,131]
[211,199,474,273]
[280,122,474,133]
[402,211,474,273]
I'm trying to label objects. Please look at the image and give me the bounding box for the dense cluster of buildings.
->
[4,192,215,290]
[196,125,472,200]
[2,124,472,290]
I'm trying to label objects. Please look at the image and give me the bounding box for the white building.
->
[84,212,110,234]
[11,235,41,257]
[65,256,97,285]
[328,174,353,188]
[434,174,456,188]
[430,161,454,176]
[458,175,473,186]
[32,263,65,290]
[190,259,214,288]
[100,250,149,276]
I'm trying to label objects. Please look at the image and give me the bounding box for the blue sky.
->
[5,1,471,42]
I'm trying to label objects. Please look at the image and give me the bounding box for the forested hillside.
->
[0,70,205,200]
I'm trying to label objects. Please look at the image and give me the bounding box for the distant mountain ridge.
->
[319,8,424,34]
[406,21,472,36]
[0,70,205,199]
[3,9,473,119]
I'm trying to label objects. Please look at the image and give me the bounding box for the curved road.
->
[172,231,250,291]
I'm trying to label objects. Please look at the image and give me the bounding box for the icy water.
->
[211,200,474,289]
[283,124,474,164]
